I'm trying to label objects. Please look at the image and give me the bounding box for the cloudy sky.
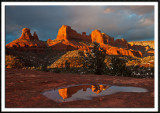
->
[5,5,154,44]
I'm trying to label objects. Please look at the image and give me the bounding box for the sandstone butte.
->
[91,29,114,45]
[6,25,145,57]
[56,25,91,42]
[54,25,143,57]
[6,28,47,52]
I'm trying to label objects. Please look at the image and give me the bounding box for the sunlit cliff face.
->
[58,85,110,99]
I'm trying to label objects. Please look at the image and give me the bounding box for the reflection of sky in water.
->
[41,84,148,103]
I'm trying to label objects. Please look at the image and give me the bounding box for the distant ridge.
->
[129,41,154,49]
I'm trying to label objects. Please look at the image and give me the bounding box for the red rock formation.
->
[5,26,144,57]
[82,32,91,42]
[102,33,114,45]
[46,39,88,51]
[106,47,142,57]
[56,25,91,42]
[114,38,129,48]
[129,49,143,57]
[82,32,86,37]
[6,28,46,52]
[49,42,77,51]
[47,39,52,42]
[56,25,70,41]
[18,28,39,41]
[33,32,39,40]
[128,44,146,52]
[147,50,154,54]
[46,39,53,45]
[18,28,33,40]
[129,41,154,49]
[78,43,143,57]
[47,25,92,51]
[91,29,104,44]
[91,30,115,45]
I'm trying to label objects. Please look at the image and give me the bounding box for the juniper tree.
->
[65,60,70,70]
[81,42,107,75]
[109,55,131,76]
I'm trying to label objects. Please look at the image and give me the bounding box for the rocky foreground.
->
[6,68,154,108]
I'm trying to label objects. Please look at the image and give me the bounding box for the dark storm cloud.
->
[6,6,72,42]
[104,6,154,15]
[5,5,154,44]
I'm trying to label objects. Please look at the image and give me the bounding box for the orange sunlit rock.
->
[91,29,104,44]
[6,28,46,52]
[47,39,52,42]
[91,85,110,94]
[58,85,91,99]
[58,88,68,99]
[102,33,114,45]
[18,28,33,40]
[106,47,143,57]
[147,50,154,54]
[128,41,154,49]
[56,25,91,42]
[5,26,147,57]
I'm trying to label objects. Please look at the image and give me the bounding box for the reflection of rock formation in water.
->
[58,85,91,99]
[58,85,110,99]
[58,88,68,99]
[91,85,110,94]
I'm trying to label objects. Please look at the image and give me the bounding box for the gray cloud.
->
[104,6,154,15]
[124,25,154,41]
[5,5,154,43]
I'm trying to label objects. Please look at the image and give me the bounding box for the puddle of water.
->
[41,84,148,103]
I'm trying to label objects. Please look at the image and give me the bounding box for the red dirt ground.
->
[5,68,154,108]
